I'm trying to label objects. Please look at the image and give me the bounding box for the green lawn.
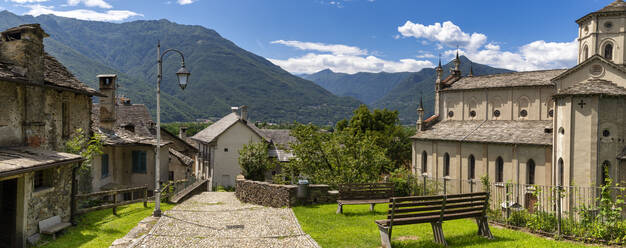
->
[38,202,174,248]
[293,203,602,248]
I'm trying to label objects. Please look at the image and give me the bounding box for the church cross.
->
[578,99,586,109]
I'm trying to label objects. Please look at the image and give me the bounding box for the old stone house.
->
[192,106,296,189]
[412,1,626,198]
[90,75,171,193]
[0,24,100,247]
[160,127,198,181]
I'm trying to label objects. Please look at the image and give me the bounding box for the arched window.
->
[583,45,589,60]
[527,159,536,185]
[421,151,428,173]
[604,43,613,60]
[496,157,504,183]
[601,160,611,185]
[444,153,450,177]
[558,158,564,186]
[468,155,476,180]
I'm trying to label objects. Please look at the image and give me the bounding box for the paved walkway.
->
[133,192,320,248]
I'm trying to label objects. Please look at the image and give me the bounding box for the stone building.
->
[160,127,198,181]
[0,24,100,247]
[91,75,171,193]
[412,1,626,195]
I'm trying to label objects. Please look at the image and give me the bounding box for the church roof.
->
[441,69,565,91]
[577,0,626,24]
[411,120,553,146]
[191,113,269,144]
[553,79,626,97]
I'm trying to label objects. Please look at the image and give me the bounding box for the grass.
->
[37,202,174,248]
[293,203,603,248]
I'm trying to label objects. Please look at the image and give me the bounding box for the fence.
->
[160,177,197,201]
[401,175,625,243]
[72,185,149,216]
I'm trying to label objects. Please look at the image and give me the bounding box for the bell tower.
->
[576,0,626,64]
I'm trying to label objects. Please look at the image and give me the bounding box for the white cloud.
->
[444,39,577,71]
[399,20,577,71]
[398,21,487,51]
[268,40,434,74]
[416,53,436,59]
[7,0,48,3]
[177,0,196,5]
[271,40,368,56]
[25,4,142,21]
[66,0,112,9]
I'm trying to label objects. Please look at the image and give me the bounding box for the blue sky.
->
[0,0,617,73]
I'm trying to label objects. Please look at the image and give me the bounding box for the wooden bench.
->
[39,216,71,240]
[375,192,493,247]
[336,182,394,214]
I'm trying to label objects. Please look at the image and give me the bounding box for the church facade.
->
[411,1,626,192]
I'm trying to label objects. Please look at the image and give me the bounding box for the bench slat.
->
[389,201,485,214]
[40,222,71,234]
[377,210,484,227]
[391,192,487,203]
[338,199,389,205]
[391,206,484,220]
[392,196,487,208]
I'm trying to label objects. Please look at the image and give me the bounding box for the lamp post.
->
[154,41,190,217]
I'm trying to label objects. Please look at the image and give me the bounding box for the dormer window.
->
[604,43,613,60]
[3,31,21,41]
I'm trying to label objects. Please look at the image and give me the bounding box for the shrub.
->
[239,142,275,181]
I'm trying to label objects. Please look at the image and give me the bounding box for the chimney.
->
[240,105,248,122]
[179,126,188,139]
[0,24,48,84]
[231,106,239,116]
[98,74,118,130]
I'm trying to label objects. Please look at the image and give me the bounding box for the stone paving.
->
[133,192,320,248]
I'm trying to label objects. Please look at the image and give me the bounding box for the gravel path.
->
[133,192,320,248]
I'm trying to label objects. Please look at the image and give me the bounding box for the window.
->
[496,157,504,183]
[548,109,554,118]
[601,161,611,185]
[604,21,613,29]
[602,129,610,137]
[101,154,109,178]
[448,111,454,118]
[583,45,589,60]
[469,110,476,118]
[34,169,52,190]
[468,155,475,180]
[169,171,174,181]
[527,159,536,185]
[443,153,450,177]
[558,158,564,186]
[421,151,428,173]
[132,150,147,174]
[493,110,501,118]
[62,101,70,138]
[604,43,613,60]
[520,110,528,117]
[224,148,228,152]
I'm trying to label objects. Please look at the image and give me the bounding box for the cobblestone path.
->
[134,192,319,248]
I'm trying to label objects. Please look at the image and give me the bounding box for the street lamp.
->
[154,41,190,217]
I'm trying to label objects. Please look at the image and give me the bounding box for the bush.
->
[389,168,414,197]
[239,142,275,181]
[508,210,528,227]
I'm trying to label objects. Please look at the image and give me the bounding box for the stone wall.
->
[236,179,297,207]
[235,179,338,208]
[25,163,74,238]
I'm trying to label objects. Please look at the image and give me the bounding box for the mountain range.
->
[0,11,360,124]
[302,56,513,124]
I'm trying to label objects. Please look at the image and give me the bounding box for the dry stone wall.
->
[235,179,338,208]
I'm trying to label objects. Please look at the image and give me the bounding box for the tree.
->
[64,128,103,193]
[238,142,275,181]
[286,123,391,186]
[336,105,412,171]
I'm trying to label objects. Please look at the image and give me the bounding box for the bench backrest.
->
[39,215,62,231]
[387,192,489,224]
[338,182,394,200]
